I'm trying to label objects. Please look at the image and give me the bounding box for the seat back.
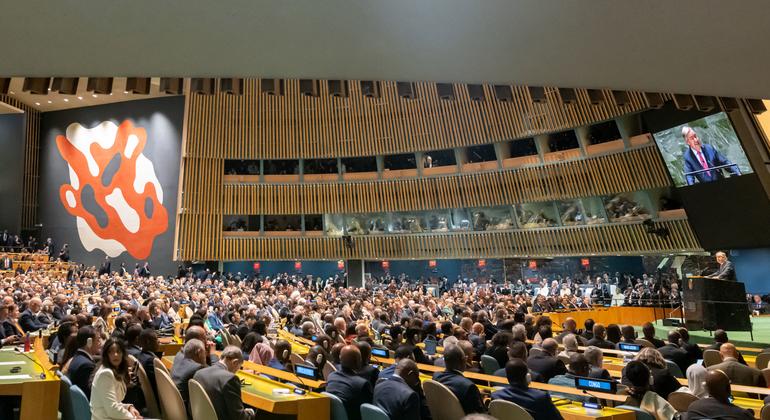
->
[290,352,305,367]
[322,391,349,420]
[756,352,770,370]
[423,379,466,420]
[69,385,92,420]
[154,356,170,375]
[636,339,655,348]
[155,366,188,420]
[480,355,501,374]
[667,391,699,412]
[761,403,770,420]
[616,404,656,420]
[489,399,534,420]
[665,360,684,378]
[702,349,721,367]
[230,334,242,347]
[360,403,390,420]
[557,354,571,365]
[58,372,75,420]
[322,360,337,380]
[189,378,218,420]
[220,330,231,347]
[135,359,161,419]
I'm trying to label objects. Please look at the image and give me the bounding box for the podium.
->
[683,276,751,332]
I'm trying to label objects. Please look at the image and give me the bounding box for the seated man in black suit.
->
[171,338,206,415]
[355,341,380,387]
[19,297,49,332]
[193,345,255,420]
[380,345,415,380]
[583,346,612,380]
[326,345,373,420]
[527,338,567,383]
[658,330,691,374]
[136,328,160,397]
[66,326,102,399]
[641,322,666,348]
[581,318,595,342]
[677,328,702,365]
[432,344,485,415]
[586,324,615,350]
[685,369,754,420]
[555,318,586,345]
[491,359,563,420]
[373,359,421,420]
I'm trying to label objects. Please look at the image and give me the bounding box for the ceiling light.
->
[86,77,113,95]
[77,96,83,100]
[51,77,79,95]
[124,91,129,94]
[9,91,14,95]
[92,94,98,98]
[35,102,40,106]
[47,100,52,104]
[63,98,69,102]
[126,78,151,94]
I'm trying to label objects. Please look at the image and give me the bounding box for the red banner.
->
[253,262,260,271]
[294,261,302,271]
[478,259,486,268]
[581,258,590,267]
[428,260,437,268]
[337,260,345,270]
[528,260,537,269]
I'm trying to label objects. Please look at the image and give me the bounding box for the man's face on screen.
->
[686,131,702,151]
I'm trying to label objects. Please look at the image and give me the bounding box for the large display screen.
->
[652,112,753,187]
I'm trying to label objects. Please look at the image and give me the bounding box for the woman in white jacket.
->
[90,338,142,420]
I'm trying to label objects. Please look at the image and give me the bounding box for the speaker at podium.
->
[683,276,751,332]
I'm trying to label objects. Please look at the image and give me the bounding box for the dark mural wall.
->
[0,113,25,234]
[38,97,184,274]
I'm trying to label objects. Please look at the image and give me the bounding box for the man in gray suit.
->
[707,251,736,281]
[193,346,255,420]
[171,339,206,415]
[707,343,764,387]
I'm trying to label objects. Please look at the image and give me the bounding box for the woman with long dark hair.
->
[89,338,142,419]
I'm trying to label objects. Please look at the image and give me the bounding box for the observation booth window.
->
[603,192,654,223]
[470,207,515,231]
[516,202,559,229]
[225,160,260,175]
[389,212,428,233]
[324,214,345,236]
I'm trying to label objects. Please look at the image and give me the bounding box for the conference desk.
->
[158,336,183,356]
[540,306,682,328]
[555,401,635,420]
[0,342,60,420]
[162,356,328,420]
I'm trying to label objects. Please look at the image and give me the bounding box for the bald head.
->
[395,359,420,387]
[185,325,206,343]
[564,318,576,332]
[705,369,731,402]
[719,342,738,360]
[339,345,362,371]
[542,338,558,356]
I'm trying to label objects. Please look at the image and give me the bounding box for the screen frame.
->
[574,376,617,393]
[294,364,319,380]
[618,343,641,352]
[371,348,389,358]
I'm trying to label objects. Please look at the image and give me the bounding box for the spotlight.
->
[672,94,694,111]
[611,90,629,107]
[436,83,455,100]
[694,95,717,112]
[586,89,604,105]
[0,78,10,95]
[467,84,485,101]
[51,77,79,95]
[86,77,113,94]
[190,78,216,95]
[644,92,665,109]
[396,82,415,99]
[160,78,184,95]
[22,77,51,95]
[125,78,151,94]
[328,80,348,98]
[558,88,577,105]
[219,78,242,95]
[493,85,513,102]
[360,81,380,98]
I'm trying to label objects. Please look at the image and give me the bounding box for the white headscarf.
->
[685,364,709,398]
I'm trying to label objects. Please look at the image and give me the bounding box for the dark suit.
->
[326,368,373,420]
[643,336,666,348]
[171,353,205,415]
[684,396,754,420]
[373,376,421,420]
[586,337,615,350]
[491,384,563,420]
[711,261,736,281]
[526,353,567,383]
[683,143,740,186]
[681,341,703,364]
[379,364,396,381]
[67,350,96,399]
[432,370,485,415]
[136,349,159,398]
[193,363,255,420]
[19,308,48,332]
[589,366,612,380]
[658,343,690,374]
[357,364,380,388]
[707,358,764,387]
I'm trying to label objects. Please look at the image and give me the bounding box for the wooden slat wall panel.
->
[0,95,41,229]
[221,146,670,215]
[218,219,700,261]
[184,80,651,160]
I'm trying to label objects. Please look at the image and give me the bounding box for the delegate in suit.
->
[681,126,740,185]
[706,251,736,281]
[192,346,255,420]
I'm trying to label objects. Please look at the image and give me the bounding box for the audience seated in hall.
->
[707,343,765,387]
[684,369,754,420]
[326,345,373,420]
[491,359,563,420]
[622,360,677,420]
[193,345,256,420]
[373,359,422,420]
[432,345,486,415]
[527,338,567,383]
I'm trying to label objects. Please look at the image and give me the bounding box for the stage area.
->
[644,317,770,349]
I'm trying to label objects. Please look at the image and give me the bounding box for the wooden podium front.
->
[683,276,751,331]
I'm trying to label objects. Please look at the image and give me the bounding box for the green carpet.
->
[636,317,770,349]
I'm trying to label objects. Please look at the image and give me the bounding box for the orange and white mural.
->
[55,120,168,259]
